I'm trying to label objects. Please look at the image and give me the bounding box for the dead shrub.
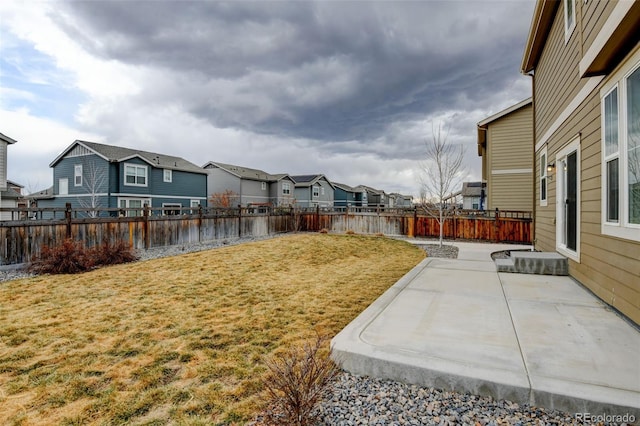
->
[30,239,93,274]
[318,228,329,234]
[345,229,356,235]
[30,239,138,274]
[90,240,138,266]
[261,334,339,426]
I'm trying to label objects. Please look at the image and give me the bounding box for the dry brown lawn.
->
[0,233,424,425]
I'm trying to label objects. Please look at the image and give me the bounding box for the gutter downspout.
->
[527,70,536,250]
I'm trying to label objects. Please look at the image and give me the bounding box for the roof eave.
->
[521,0,559,74]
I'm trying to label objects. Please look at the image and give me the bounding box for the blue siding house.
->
[42,140,207,215]
[333,182,357,207]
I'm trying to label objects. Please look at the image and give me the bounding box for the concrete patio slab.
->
[332,241,640,418]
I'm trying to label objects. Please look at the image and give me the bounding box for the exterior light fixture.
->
[547,162,555,172]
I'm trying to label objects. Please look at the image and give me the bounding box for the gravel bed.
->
[418,243,459,259]
[311,372,594,426]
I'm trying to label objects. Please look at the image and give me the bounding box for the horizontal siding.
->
[487,105,534,170]
[582,0,617,57]
[535,0,583,141]
[534,43,640,324]
[488,174,533,211]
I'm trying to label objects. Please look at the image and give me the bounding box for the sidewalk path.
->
[331,241,640,418]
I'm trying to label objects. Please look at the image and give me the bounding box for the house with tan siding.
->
[522,0,640,324]
[477,98,533,212]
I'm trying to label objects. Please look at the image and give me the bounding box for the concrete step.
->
[495,258,516,273]
[495,251,568,276]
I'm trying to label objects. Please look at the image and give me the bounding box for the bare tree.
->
[418,123,466,246]
[209,190,240,208]
[77,159,107,217]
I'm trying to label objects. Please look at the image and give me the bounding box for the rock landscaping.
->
[312,372,592,426]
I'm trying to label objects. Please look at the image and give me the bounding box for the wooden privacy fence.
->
[298,207,531,244]
[0,205,294,265]
[0,205,531,265]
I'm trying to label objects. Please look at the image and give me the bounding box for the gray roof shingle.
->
[53,140,206,174]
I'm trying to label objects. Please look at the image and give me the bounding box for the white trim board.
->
[579,0,635,77]
[491,169,532,175]
[535,76,604,152]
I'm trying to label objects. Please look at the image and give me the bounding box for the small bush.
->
[90,241,138,266]
[30,239,93,274]
[30,239,138,275]
[374,232,384,237]
[318,228,329,234]
[345,229,356,235]
[262,335,339,426]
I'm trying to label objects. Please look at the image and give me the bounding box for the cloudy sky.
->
[0,0,534,197]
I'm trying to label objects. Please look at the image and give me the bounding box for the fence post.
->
[494,208,500,243]
[345,204,349,233]
[238,205,242,238]
[65,203,72,239]
[315,204,320,231]
[143,205,151,249]
[453,207,457,240]
[198,204,203,242]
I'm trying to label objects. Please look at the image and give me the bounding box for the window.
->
[125,164,147,186]
[313,186,320,197]
[603,87,619,222]
[282,182,291,195]
[321,186,325,195]
[540,147,548,206]
[564,0,576,42]
[627,65,640,225]
[601,55,640,241]
[119,198,150,217]
[74,165,82,186]
[59,178,68,195]
[163,169,172,183]
[162,203,182,215]
[261,182,267,191]
[190,200,200,207]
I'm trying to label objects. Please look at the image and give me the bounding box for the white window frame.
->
[74,164,83,187]
[118,197,151,217]
[163,169,172,183]
[261,181,267,191]
[540,146,548,206]
[564,0,576,44]
[555,136,581,262]
[124,163,148,187]
[600,51,640,242]
[59,178,68,195]
[190,200,200,207]
[313,186,320,198]
[282,182,291,195]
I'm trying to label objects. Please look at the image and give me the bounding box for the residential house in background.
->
[355,185,387,208]
[203,161,295,207]
[477,98,533,211]
[521,0,640,324]
[461,182,487,210]
[333,182,357,207]
[291,175,335,208]
[41,140,208,216]
[0,133,22,220]
[388,193,414,208]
